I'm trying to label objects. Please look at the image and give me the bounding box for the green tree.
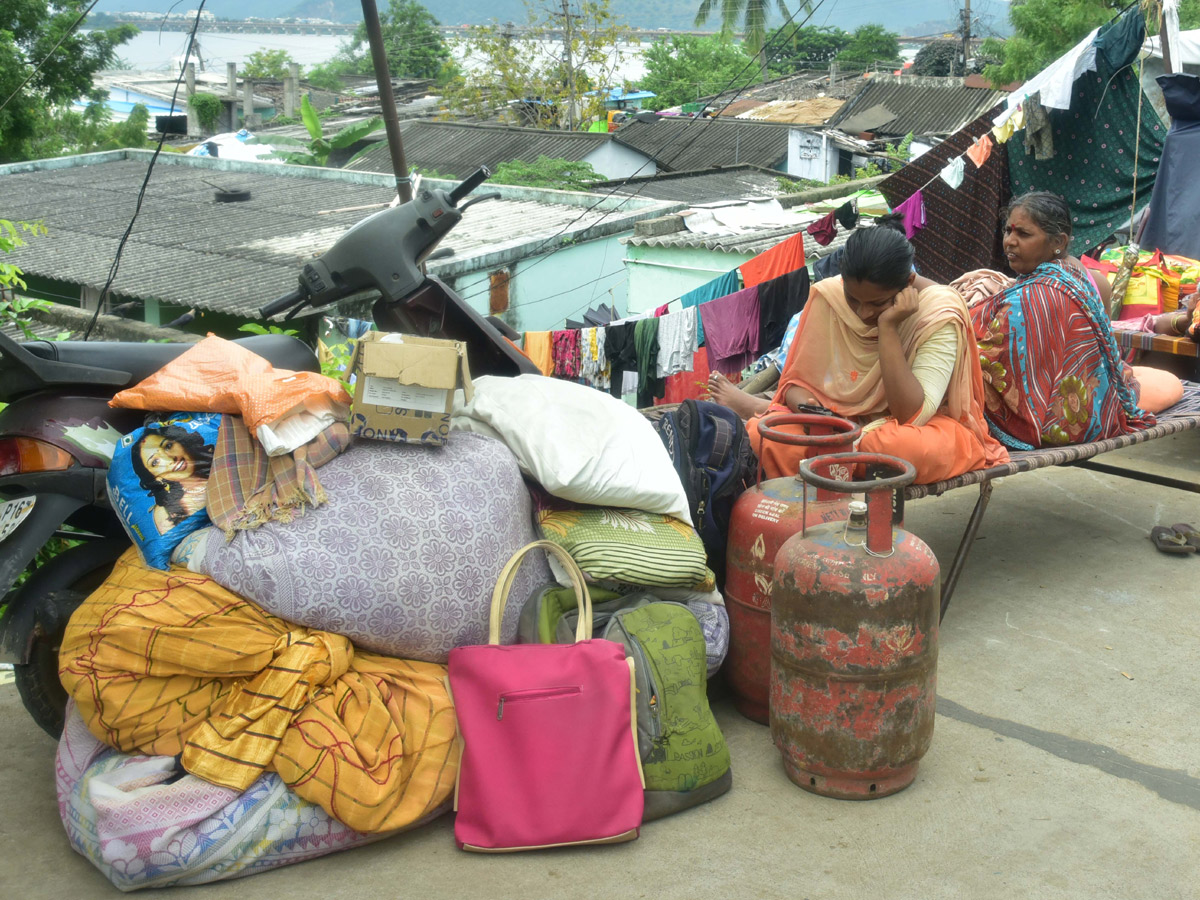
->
[242,48,298,80]
[836,23,901,68]
[489,156,602,190]
[641,34,755,109]
[765,24,851,76]
[981,0,1120,86]
[444,0,632,130]
[0,0,138,163]
[694,0,814,82]
[266,95,382,166]
[911,40,962,77]
[345,0,456,81]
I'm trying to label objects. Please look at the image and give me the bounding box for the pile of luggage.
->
[54,336,754,888]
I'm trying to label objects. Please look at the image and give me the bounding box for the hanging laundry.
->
[756,268,810,353]
[939,156,965,189]
[552,329,581,379]
[965,134,993,168]
[680,269,740,347]
[660,348,712,405]
[657,307,699,378]
[699,285,761,377]
[634,317,665,407]
[834,201,858,231]
[654,302,670,316]
[891,190,927,240]
[740,231,807,288]
[805,211,838,247]
[604,322,637,399]
[523,331,554,376]
[1023,92,1055,160]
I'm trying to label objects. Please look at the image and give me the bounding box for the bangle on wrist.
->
[1172,312,1188,335]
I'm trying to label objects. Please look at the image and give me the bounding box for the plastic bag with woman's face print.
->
[107,412,221,569]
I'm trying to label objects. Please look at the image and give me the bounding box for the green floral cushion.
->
[537,506,714,589]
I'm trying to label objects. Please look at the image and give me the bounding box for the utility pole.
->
[560,0,577,131]
[960,0,972,75]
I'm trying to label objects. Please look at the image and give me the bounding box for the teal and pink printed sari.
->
[968,261,1154,449]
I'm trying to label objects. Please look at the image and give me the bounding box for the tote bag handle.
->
[489,541,592,645]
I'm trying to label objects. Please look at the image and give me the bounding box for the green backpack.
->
[518,586,733,820]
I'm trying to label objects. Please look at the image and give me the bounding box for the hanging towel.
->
[965,134,993,168]
[680,269,740,347]
[892,190,927,240]
[657,307,699,378]
[938,156,965,189]
[834,201,859,231]
[805,211,838,246]
[634,317,665,407]
[604,322,637,399]
[551,329,581,379]
[1023,92,1055,160]
[756,268,810,353]
[523,331,554,376]
[699,285,761,377]
[654,303,670,316]
[740,232,806,288]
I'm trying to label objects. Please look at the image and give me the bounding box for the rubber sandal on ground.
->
[1151,525,1195,554]
[1170,523,1200,552]
[1147,525,1195,554]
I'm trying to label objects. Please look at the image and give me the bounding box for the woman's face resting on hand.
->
[1003,205,1068,276]
[844,272,917,327]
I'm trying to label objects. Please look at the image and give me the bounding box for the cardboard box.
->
[348,332,473,445]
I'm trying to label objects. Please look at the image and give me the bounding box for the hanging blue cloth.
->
[679,269,740,347]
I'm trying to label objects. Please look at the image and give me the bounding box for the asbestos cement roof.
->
[625,219,852,263]
[589,165,801,204]
[827,75,1007,138]
[344,120,617,178]
[611,116,792,172]
[0,151,678,319]
[735,97,846,126]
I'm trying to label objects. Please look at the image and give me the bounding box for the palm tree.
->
[694,0,812,82]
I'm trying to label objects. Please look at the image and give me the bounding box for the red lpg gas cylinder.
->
[770,453,939,799]
[724,413,861,724]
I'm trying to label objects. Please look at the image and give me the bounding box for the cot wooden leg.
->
[940,480,994,623]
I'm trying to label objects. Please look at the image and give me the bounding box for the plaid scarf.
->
[207,415,351,537]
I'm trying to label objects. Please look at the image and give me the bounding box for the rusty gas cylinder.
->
[770,453,939,799]
[723,412,861,724]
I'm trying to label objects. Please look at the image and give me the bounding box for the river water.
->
[107,30,648,82]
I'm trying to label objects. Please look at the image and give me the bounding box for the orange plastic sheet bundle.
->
[59,549,460,834]
[110,335,351,430]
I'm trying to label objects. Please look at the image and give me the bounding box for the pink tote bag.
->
[448,540,644,852]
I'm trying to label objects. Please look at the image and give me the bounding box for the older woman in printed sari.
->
[744,223,1008,483]
[963,192,1182,450]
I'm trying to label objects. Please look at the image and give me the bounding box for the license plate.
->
[0,496,35,544]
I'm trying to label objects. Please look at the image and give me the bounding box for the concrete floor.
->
[2,430,1198,900]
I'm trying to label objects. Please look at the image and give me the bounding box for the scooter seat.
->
[21,334,320,389]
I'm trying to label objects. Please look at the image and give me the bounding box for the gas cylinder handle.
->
[755,413,863,489]
[798,453,916,556]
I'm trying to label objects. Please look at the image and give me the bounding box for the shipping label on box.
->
[349,332,473,445]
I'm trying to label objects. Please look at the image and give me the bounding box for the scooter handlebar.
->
[448,166,491,206]
[260,287,306,319]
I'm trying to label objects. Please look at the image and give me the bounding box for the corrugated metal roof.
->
[827,76,1007,138]
[2,152,678,319]
[736,97,846,125]
[611,117,791,172]
[589,165,799,203]
[344,120,615,177]
[625,221,852,261]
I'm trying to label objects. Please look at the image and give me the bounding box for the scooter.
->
[0,165,535,737]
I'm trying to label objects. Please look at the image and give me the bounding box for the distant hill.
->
[93,0,1009,35]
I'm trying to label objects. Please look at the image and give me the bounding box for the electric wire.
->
[83,1,208,341]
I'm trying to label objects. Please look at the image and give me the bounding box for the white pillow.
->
[451,374,692,525]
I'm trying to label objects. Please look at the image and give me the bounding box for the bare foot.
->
[707,372,770,421]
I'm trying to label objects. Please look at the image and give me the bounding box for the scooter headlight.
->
[0,437,76,477]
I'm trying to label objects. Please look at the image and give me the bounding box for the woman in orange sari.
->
[747,223,1008,483]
